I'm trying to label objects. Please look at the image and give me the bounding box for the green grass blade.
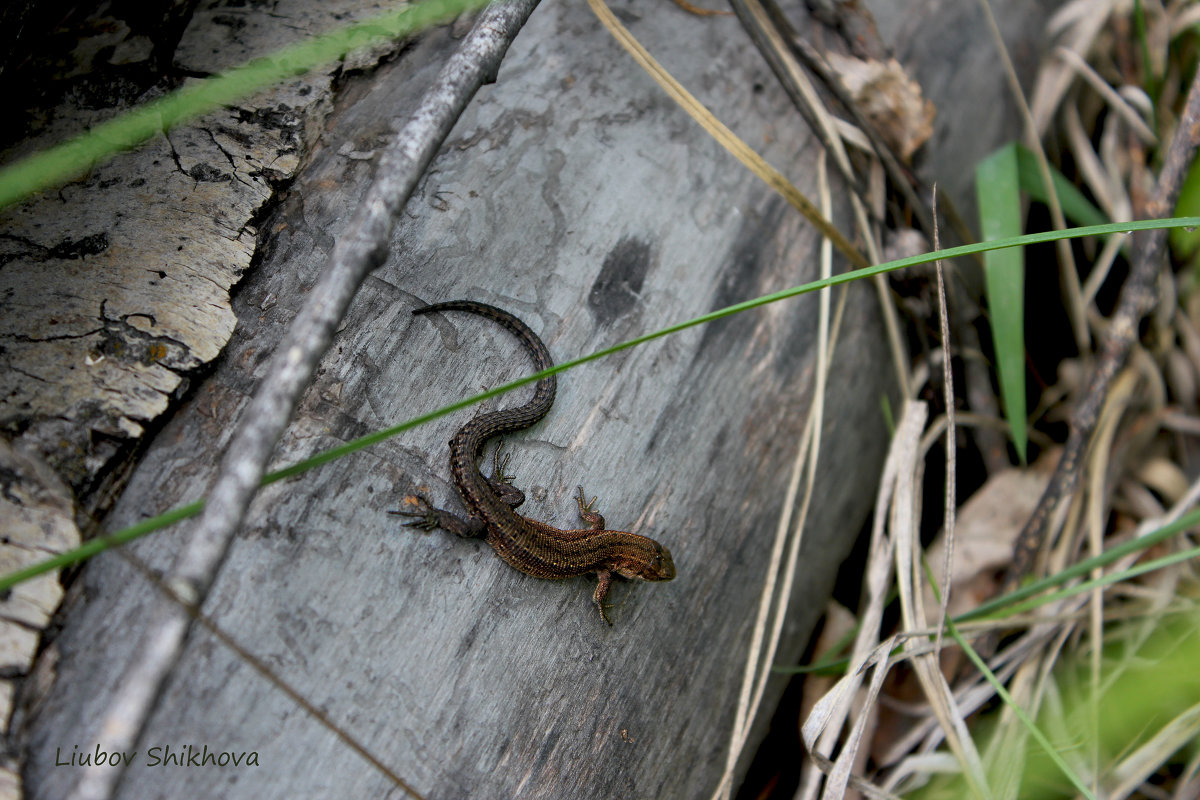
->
[1,216,1196,593]
[915,562,1094,799]
[977,142,1028,463]
[960,505,1200,622]
[781,506,1200,677]
[946,613,1097,800]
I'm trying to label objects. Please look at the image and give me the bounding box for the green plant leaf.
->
[1014,144,1109,229]
[1169,152,1200,273]
[976,142,1028,463]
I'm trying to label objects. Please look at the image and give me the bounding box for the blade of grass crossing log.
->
[5,217,1200,594]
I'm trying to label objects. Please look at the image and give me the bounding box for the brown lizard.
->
[392,300,675,624]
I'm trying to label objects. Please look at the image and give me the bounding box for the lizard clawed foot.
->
[388,496,440,531]
[487,441,526,509]
[492,441,515,485]
[575,485,606,530]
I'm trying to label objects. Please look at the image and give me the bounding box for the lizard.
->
[392,300,676,625]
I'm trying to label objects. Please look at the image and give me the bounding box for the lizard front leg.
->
[577,486,615,624]
[575,485,606,530]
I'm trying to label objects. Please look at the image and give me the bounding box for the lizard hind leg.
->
[593,569,615,626]
[486,440,526,508]
[389,496,487,538]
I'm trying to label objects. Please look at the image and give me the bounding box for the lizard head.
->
[614,539,676,582]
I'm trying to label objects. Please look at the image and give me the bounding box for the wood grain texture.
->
[17,0,1058,797]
